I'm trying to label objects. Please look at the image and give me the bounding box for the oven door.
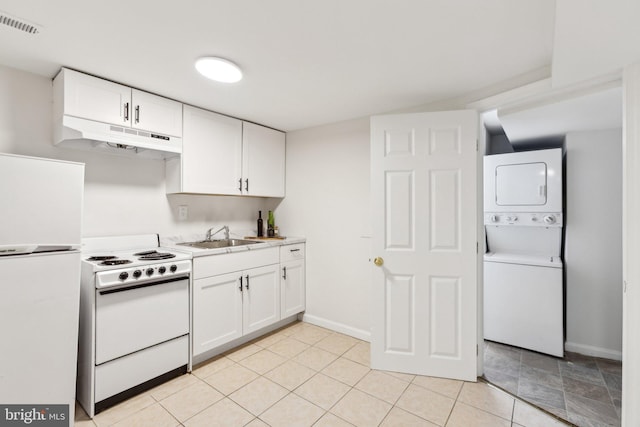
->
[95,276,189,365]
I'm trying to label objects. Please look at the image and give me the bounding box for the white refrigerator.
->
[0,153,84,426]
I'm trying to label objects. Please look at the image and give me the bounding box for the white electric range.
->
[76,234,192,417]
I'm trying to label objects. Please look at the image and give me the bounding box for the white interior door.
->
[370,110,478,381]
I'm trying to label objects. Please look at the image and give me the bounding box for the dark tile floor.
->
[483,340,622,427]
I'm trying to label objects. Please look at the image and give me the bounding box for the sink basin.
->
[178,239,260,249]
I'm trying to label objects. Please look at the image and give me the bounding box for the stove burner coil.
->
[138,253,176,260]
[133,250,158,256]
[87,255,117,261]
[100,259,133,266]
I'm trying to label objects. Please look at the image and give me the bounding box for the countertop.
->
[160,235,306,258]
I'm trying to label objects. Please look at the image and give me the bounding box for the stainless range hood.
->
[54,115,182,159]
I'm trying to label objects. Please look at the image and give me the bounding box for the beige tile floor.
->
[75,322,571,427]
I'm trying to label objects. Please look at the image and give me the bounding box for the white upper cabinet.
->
[130,89,183,137]
[242,122,286,198]
[170,105,243,194]
[167,108,286,197]
[59,68,182,137]
[61,69,131,126]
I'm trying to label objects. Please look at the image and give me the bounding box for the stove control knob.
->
[170,264,178,273]
[544,215,556,224]
[158,266,167,274]
[490,214,499,223]
[146,268,154,277]
[119,272,129,281]
[133,270,142,278]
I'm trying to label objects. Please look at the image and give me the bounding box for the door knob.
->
[373,257,384,267]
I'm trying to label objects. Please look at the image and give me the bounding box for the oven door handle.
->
[98,275,189,295]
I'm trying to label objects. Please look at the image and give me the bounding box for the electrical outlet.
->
[178,205,188,221]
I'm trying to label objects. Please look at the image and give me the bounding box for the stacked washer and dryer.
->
[483,148,564,357]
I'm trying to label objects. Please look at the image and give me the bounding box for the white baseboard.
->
[565,341,622,361]
[301,313,371,342]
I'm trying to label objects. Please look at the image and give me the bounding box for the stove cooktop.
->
[83,247,190,271]
[81,234,193,288]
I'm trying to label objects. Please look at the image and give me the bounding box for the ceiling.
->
[0,0,556,132]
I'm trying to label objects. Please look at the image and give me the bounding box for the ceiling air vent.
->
[0,11,41,35]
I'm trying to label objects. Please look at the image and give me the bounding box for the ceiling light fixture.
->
[195,57,243,83]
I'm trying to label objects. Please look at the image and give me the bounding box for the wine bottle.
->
[257,211,264,237]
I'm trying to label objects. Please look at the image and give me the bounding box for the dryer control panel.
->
[485,212,563,227]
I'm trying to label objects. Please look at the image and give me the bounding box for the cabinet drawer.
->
[194,247,279,279]
[280,243,305,262]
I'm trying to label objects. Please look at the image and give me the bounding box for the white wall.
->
[552,0,640,87]
[565,129,623,359]
[2,63,374,341]
[0,65,276,240]
[275,118,372,339]
[4,64,625,355]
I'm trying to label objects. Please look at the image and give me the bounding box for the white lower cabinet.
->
[280,244,306,318]
[192,244,306,359]
[192,248,280,357]
[242,265,281,334]
[193,272,243,355]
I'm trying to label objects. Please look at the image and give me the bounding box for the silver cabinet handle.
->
[238,178,243,193]
[245,179,249,192]
[124,102,129,121]
[239,276,243,292]
[245,274,250,290]
[290,248,300,252]
[282,266,287,280]
[135,105,140,123]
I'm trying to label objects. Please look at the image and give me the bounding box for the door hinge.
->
[476,344,479,356]
[476,242,479,253]
[624,280,628,293]
[476,139,479,151]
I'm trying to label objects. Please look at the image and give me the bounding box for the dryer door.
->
[495,162,547,206]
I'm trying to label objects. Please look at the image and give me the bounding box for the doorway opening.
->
[479,89,623,426]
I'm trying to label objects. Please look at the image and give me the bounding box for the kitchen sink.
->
[177,239,260,249]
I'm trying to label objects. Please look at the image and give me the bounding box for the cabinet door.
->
[131,89,183,137]
[242,122,286,197]
[281,259,305,318]
[193,273,243,356]
[182,105,243,194]
[62,68,131,126]
[242,264,281,334]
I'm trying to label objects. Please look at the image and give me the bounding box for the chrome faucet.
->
[205,225,229,241]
